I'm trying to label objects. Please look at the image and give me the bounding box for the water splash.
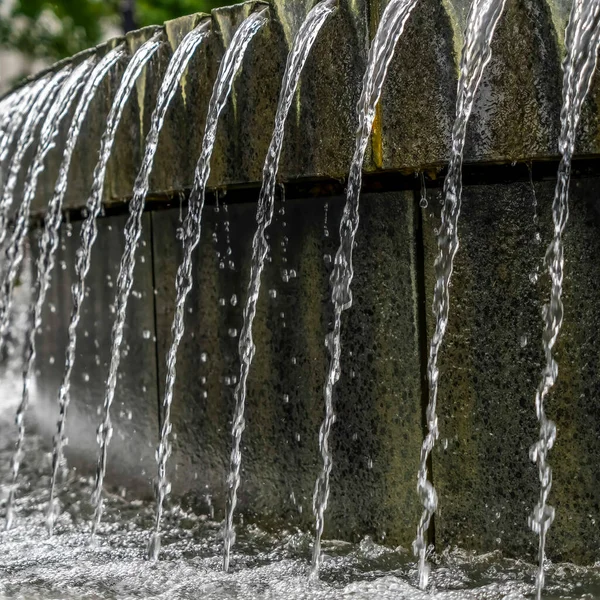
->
[91,21,210,537]
[0,73,68,249]
[46,34,163,535]
[5,48,125,531]
[310,0,419,580]
[147,9,268,562]
[0,59,95,372]
[213,0,336,573]
[529,2,600,598]
[414,0,507,588]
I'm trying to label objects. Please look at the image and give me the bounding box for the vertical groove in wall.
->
[412,183,436,549]
[148,213,164,434]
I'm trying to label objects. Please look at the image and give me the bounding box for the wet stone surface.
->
[422,176,600,564]
[32,213,159,496]
[22,0,600,218]
[152,191,422,547]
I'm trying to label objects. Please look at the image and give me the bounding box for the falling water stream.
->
[7,46,125,532]
[220,0,337,573]
[147,8,268,562]
[310,0,419,580]
[2,58,98,530]
[2,0,600,596]
[414,0,506,588]
[0,59,95,364]
[90,21,211,536]
[47,33,163,533]
[529,1,600,598]
[0,73,67,249]
[0,86,37,176]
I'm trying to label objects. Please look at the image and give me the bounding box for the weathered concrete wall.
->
[151,192,422,543]
[423,174,600,564]
[9,0,600,566]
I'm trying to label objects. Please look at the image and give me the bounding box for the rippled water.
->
[1,402,599,599]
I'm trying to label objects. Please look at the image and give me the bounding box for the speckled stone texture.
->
[151,191,422,545]
[422,176,600,564]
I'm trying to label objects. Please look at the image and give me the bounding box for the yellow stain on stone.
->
[136,70,147,148]
[126,30,155,151]
[272,0,312,48]
[165,21,186,107]
[544,0,570,53]
[371,102,384,169]
[271,0,313,130]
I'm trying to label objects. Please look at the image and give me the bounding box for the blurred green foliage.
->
[0,0,231,62]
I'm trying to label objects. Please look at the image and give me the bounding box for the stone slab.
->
[9,0,600,218]
[31,213,159,495]
[423,177,600,563]
[152,190,423,545]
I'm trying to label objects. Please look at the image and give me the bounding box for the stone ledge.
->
[7,0,598,215]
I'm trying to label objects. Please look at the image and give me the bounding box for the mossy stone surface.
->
[423,177,600,563]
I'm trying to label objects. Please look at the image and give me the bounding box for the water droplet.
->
[219,298,226,307]
[228,328,238,338]
[283,394,289,403]
[49,356,55,365]
[419,196,428,208]
[530,271,539,284]
[520,335,528,348]
[269,289,277,299]
[143,329,151,340]
[83,373,90,382]
[230,294,237,307]
[200,352,208,363]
